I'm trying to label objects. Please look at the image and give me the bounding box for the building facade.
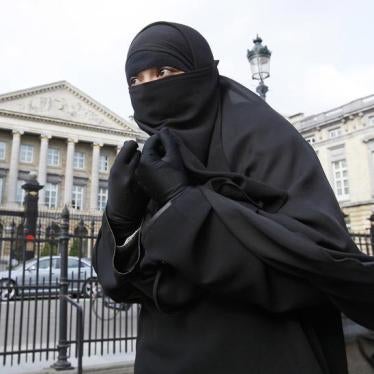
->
[289,94,374,233]
[0,81,146,217]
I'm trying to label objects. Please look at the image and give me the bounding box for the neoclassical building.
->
[289,94,374,233]
[0,81,373,235]
[0,81,146,217]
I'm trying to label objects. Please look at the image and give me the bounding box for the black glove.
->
[106,140,150,243]
[135,128,189,206]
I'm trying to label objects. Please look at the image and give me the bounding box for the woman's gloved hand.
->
[106,140,150,243]
[135,128,189,206]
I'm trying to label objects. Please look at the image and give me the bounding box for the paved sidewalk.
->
[20,361,134,374]
[4,352,136,374]
[4,328,374,374]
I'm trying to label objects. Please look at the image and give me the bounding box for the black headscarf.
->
[125,21,374,329]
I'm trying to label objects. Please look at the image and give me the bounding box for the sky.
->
[1,0,374,121]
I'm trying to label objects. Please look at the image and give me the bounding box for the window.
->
[97,187,108,211]
[36,259,50,269]
[73,151,85,169]
[0,142,6,160]
[67,258,89,268]
[72,185,84,210]
[328,127,342,139]
[44,183,59,208]
[0,178,3,203]
[99,155,109,172]
[27,258,59,272]
[331,159,350,200]
[68,258,80,268]
[47,147,60,166]
[16,180,26,204]
[369,116,374,126]
[20,144,34,163]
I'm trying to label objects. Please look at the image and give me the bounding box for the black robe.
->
[93,76,374,374]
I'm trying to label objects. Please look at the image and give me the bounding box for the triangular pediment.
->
[0,81,139,135]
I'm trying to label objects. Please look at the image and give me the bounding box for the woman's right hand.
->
[106,140,150,243]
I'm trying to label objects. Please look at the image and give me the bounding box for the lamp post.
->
[247,35,272,100]
[22,172,43,261]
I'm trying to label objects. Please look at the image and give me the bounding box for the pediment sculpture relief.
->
[14,96,106,125]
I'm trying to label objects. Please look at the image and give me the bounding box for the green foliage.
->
[69,236,88,257]
[40,242,58,257]
[69,238,81,257]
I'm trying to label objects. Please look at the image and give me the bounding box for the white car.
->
[0,256,99,301]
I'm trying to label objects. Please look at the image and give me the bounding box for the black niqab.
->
[126,22,220,166]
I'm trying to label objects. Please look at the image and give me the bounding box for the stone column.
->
[89,142,102,210]
[7,129,24,205]
[38,133,51,207]
[64,138,77,206]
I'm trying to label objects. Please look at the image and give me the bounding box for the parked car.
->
[0,256,99,301]
[0,258,19,272]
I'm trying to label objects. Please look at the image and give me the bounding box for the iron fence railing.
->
[0,176,373,370]
[350,232,374,256]
[0,205,139,370]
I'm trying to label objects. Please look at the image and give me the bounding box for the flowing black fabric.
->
[92,21,374,374]
[172,75,374,329]
[125,21,374,329]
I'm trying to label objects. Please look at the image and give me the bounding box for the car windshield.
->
[10,257,91,271]
[11,258,37,270]
[12,258,58,270]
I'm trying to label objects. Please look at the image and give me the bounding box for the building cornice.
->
[0,109,147,140]
[294,94,374,133]
[340,199,374,209]
[309,125,374,148]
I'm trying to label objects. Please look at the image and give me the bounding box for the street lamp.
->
[247,35,272,100]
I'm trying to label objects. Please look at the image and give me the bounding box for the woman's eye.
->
[159,67,173,77]
[130,77,139,86]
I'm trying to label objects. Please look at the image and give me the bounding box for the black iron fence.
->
[0,179,139,372]
[351,232,374,257]
[0,177,373,371]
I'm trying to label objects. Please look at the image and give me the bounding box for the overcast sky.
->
[1,0,373,121]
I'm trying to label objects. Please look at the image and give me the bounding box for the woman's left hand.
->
[135,128,189,205]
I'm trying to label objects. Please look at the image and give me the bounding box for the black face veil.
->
[124,21,374,331]
[126,21,220,166]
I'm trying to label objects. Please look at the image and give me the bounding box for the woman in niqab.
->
[92,21,374,374]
